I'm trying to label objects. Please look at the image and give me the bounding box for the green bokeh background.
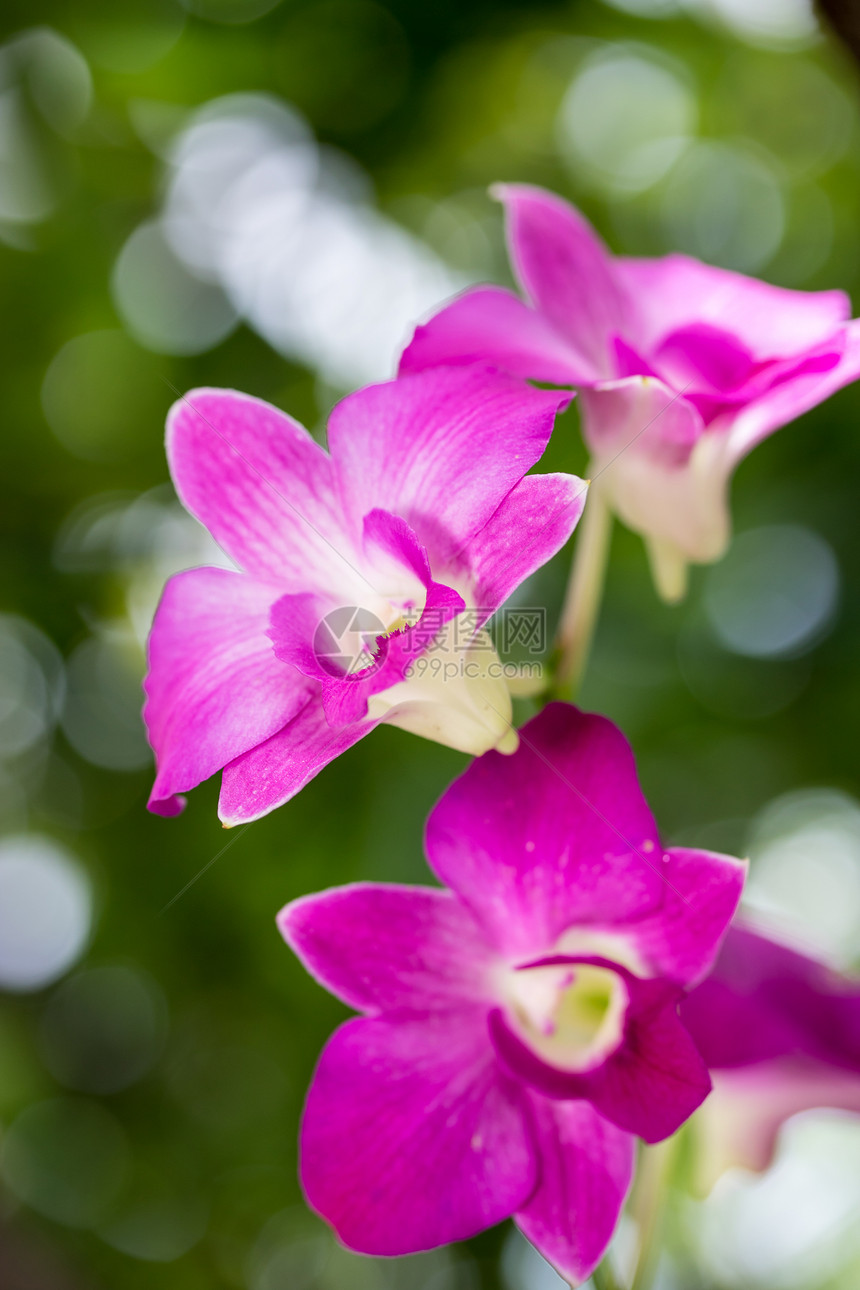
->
[1,0,860,1287]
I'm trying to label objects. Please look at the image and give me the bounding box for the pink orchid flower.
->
[279,704,746,1282]
[144,366,584,824]
[401,184,860,599]
[681,922,860,1190]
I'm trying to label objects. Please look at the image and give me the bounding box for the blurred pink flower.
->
[144,367,584,824]
[681,923,860,1189]
[279,704,746,1282]
[401,184,860,598]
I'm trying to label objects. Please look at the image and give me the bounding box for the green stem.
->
[591,1256,623,1290]
[629,1137,677,1290]
[552,483,612,699]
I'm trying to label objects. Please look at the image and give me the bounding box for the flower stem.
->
[629,1137,677,1290]
[591,1257,623,1290]
[552,483,612,699]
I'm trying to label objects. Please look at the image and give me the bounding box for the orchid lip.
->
[494,955,629,1090]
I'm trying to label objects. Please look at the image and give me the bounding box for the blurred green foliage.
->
[1,0,860,1287]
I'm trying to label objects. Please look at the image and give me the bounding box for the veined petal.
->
[278,883,499,1014]
[300,1015,538,1256]
[425,704,663,959]
[459,473,588,620]
[724,318,860,466]
[327,365,570,568]
[620,847,747,989]
[400,285,591,384]
[218,697,376,826]
[515,1098,634,1285]
[166,388,364,596]
[361,508,433,599]
[616,253,850,361]
[144,567,312,816]
[495,184,629,379]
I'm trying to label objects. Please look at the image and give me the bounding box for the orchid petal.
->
[400,285,589,383]
[615,253,850,362]
[144,567,312,816]
[495,183,629,379]
[682,924,860,1188]
[425,704,663,958]
[459,473,588,620]
[278,883,498,1014]
[681,924,860,1069]
[581,994,712,1142]
[580,375,705,470]
[515,1097,634,1285]
[327,365,570,567]
[218,698,376,826]
[621,847,747,988]
[300,1015,537,1255]
[166,388,363,596]
[725,318,860,466]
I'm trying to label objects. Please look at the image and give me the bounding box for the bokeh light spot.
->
[0,85,56,224]
[17,28,92,136]
[1,1096,129,1227]
[557,47,696,195]
[112,220,239,355]
[100,1190,208,1262]
[41,330,167,463]
[693,0,818,49]
[745,789,860,963]
[40,964,169,1094]
[0,835,92,993]
[0,614,64,760]
[60,634,152,772]
[704,525,839,659]
[661,141,784,271]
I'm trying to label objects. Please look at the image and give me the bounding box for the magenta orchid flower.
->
[279,704,746,1282]
[401,184,860,599]
[681,923,860,1190]
[144,366,585,824]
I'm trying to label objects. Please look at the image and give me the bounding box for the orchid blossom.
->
[681,922,860,1191]
[279,704,746,1283]
[401,184,860,599]
[144,366,584,824]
